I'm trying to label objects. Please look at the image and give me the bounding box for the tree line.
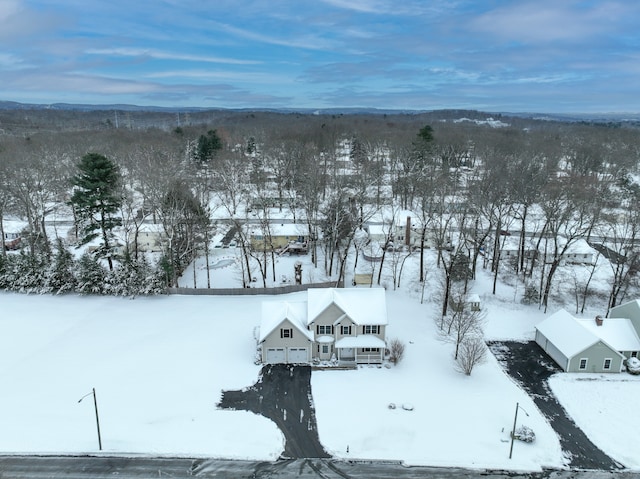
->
[0,109,638,309]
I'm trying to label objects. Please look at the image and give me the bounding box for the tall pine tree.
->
[70,153,122,270]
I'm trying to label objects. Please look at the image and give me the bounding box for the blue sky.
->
[1,0,639,113]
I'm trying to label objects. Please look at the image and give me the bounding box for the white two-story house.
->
[258,288,388,365]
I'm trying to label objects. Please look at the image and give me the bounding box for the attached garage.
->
[265,348,286,364]
[287,347,309,363]
[535,309,626,373]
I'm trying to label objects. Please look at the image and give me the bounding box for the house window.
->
[317,325,333,335]
[363,325,380,334]
[603,358,612,370]
[632,351,638,358]
[322,345,329,354]
[362,347,380,353]
[341,325,351,335]
[579,358,588,370]
[280,328,293,339]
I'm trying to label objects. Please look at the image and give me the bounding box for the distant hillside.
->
[1,100,639,121]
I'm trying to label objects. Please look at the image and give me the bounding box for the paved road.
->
[488,341,625,471]
[218,364,330,459]
[1,456,637,479]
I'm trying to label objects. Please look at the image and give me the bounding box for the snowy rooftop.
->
[578,316,640,352]
[307,288,387,326]
[259,300,312,342]
[1,219,29,234]
[536,310,600,357]
[537,309,638,357]
[250,223,309,237]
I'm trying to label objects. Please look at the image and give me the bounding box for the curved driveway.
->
[488,341,624,471]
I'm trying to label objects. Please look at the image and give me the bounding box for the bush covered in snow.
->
[0,247,166,297]
[513,425,536,443]
[626,357,640,375]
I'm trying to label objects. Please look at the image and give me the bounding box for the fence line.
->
[166,281,343,296]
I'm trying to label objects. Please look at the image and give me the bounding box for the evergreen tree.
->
[195,129,223,163]
[11,251,49,293]
[76,252,107,294]
[46,238,77,294]
[109,251,145,297]
[69,153,123,270]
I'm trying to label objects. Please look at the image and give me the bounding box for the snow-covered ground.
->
[1,247,639,471]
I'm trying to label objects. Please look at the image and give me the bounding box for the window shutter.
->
[280,329,283,338]
[316,325,319,334]
[290,329,293,338]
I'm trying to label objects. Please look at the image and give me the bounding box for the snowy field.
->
[1,247,639,471]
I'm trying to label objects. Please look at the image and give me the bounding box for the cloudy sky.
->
[2,0,639,113]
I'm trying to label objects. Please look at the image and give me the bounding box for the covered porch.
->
[335,336,386,364]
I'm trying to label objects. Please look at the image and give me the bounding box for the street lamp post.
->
[78,388,102,451]
[508,402,529,459]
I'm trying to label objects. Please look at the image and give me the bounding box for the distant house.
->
[249,222,309,252]
[366,216,450,250]
[536,237,595,265]
[129,224,168,253]
[535,309,640,372]
[259,288,388,365]
[484,235,593,265]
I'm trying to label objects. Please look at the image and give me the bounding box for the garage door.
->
[266,348,286,364]
[288,347,309,363]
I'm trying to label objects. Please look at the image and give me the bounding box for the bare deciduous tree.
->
[455,336,487,376]
[388,338,406,365]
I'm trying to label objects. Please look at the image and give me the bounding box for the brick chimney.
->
[595,315,603,326]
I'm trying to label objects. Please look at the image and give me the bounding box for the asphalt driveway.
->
[488,341,624,471]
[217,364,330,459]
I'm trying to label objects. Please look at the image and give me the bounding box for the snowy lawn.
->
[1,249,640,470]
[549,374,640,469]
[312,290,563,471]
[0,293,283,458]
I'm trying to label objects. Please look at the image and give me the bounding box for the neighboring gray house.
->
[609,299,640,344]
[535,309,640,373]
[259,288,388,365]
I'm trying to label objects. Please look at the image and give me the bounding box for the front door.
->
[319,344,332,361]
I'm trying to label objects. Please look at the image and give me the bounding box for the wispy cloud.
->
[85,48,262,65]
[470,1,636,44]
[212,22,339,51]
[2,0,639,112]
